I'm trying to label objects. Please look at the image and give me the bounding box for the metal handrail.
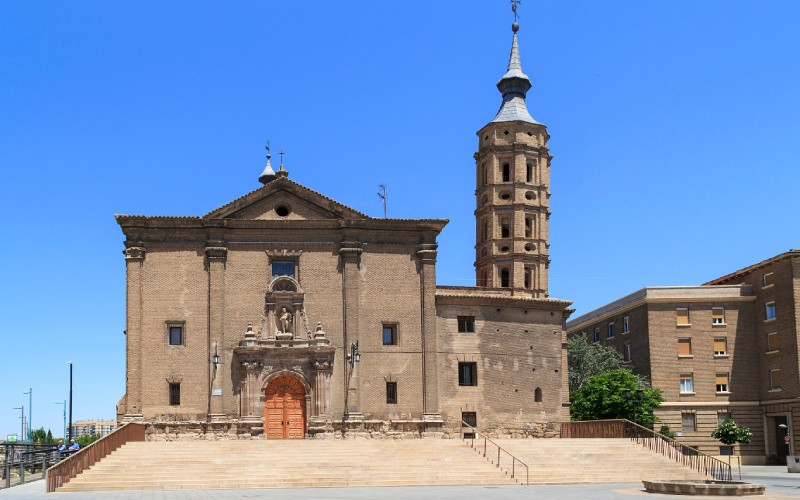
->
[45,422,146,493]
[561,419,733,481]
[460,421,529,485]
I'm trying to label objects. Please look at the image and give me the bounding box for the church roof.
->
[492,23,539,125]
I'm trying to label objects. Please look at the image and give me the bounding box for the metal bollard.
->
[42,454,48,479]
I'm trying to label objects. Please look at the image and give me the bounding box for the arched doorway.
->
[264,376,306,439]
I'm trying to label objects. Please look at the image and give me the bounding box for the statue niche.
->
[260,276,309,341]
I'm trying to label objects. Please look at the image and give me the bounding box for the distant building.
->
[71,419,116,438]
[567,250,800,465]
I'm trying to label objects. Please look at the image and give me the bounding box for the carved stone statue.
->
[279,307,293,334]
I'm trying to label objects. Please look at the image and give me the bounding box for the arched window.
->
[500,268,510,288]
[534,387,542,402]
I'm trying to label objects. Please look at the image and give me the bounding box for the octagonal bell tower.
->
[474,22,550,297]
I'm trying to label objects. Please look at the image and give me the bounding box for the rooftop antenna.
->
[377,184,387,218]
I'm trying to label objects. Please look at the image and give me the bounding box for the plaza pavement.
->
[1,466,798,499]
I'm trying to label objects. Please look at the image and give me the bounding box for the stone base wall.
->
[143,419,562,440]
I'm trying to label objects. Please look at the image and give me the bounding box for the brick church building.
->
[116,22,573,439]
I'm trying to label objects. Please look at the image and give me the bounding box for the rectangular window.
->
[712,307,725,325]
[457,316,475,333]
[676,308,690,326]
[769,369,781,390]
[624,344,631,362]
[271,261,295,279]
[500,219,510,238]
[385,382,397,404]
[767,332,779,352]
[593,328,600,342]
[680,373,694,394]
[501,163,510,182]
[169,383,180,406]
[607,322,615,338]
[623,316,629,333]
[717,412,731,425]
[525,217,532,238]
[763,272,774,287]
[462,411,477,439]
[681,412,696,432]
[678,338,692,356]
[168,325,183,346]
[458,362,478,386]
[382,324,397,345]
[713,338,727,356]
[526,162,533,183]
[716,373,729,393]
[766,302,776,320]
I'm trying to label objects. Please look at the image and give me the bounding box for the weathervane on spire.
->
[510,0,521,21]
[265,140,271,158]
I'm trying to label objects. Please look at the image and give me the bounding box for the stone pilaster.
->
[417,244,442,427]
[339,241,363,420]
[205,241,227,421]
[123,244,145,419]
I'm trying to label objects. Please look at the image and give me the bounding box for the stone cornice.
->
[435,286,570,310]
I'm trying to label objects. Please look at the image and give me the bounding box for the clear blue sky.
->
[1,1,798,438]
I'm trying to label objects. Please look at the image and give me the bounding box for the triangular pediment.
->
[204,177,369,221]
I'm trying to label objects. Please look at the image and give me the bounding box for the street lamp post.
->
[68,361,73,441]
[23,388,31,441]
[54,401,66,441]
[13,406,24,442]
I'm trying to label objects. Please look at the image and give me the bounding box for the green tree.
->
[659,424,676,440]
[75,434,100,447]
[711,419,751,473]
[567,334,630,392]
[570,369,664,428]
[29,427,56,444]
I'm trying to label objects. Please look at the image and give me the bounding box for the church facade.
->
[116,22,572,439]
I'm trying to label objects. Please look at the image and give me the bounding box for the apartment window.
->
[678,338,692,357]
[763,272,774,287]
[624,344,632,362]
[502,163,510,182]
[386,382,397,404]
[680,373,694,394]
[382,324,397,346]
[623,316,629,333]
[169,383,180,406]
[767,332,779,352]
[593,328,601,342]
[676,308,690,326]
[681,412,696,432]
[500,268,510,288]
[607,322,615,338]
[458,362,478,386]
[457,316,475,333]
[712,307,725,325]
[462,411,477,439]
[765,302,776,320]
[717,412,731,425]
[168,324,184,346]
[769,369,781,390]
[716,373,729,393]
[713,338,727,356]
[271,260,295,279]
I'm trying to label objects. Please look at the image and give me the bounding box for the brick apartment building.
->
[567,250,800,464]
[115,22,573,440]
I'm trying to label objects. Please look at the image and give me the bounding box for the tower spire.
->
[258,141,276,184]
[492,21,538,124]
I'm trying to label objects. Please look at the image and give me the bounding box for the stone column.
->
[206,242,227,421]
[340,241,362,421]
[417,243,442,428]
[123,245,145,419]
[239,361,261,417]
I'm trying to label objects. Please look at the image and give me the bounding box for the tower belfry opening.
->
[474,21,551,297]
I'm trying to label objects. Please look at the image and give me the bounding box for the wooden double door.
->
[264,376,306,439]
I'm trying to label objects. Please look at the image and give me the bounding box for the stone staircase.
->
[56,437,704,492]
